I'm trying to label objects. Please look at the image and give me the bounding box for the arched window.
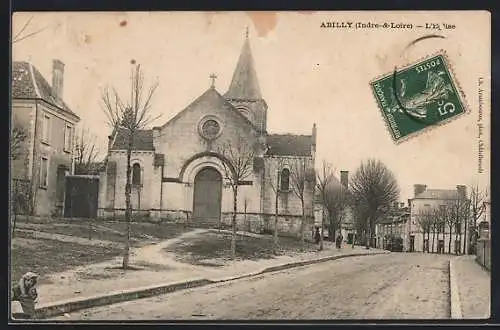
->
[132,163,141,186]
[280,168,290,191]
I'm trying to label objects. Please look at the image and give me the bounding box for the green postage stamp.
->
[370,51,468,143]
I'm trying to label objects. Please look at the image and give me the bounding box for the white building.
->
[407,184,468,254]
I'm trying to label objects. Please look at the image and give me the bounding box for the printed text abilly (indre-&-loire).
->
[320,21,456,31]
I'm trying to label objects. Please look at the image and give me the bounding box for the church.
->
[97,34,317,236]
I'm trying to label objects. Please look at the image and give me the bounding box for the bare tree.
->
[448,198,467,255]
[266,157,285,254]
[289,158,314,249]
[12,15,49,44]
[10,124,30,236]
[416,208,433,252]
[219,135,255,259]
[444,203,457,254]
[74,128,101,175]
[350,159,399,249]
[433,207,447,253]
[319,173,349,245]
[467,185,486,254]
[100,63,159,269]
[11,125,28,161]
[316,161,337,251]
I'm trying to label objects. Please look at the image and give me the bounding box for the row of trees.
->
[218,139,316,258]
[416,186,486,255]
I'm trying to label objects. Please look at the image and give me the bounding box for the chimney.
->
[414,184,427,197]
[312,123,317,145]
[311,123,317,161]
[107,135,113,151]
[456,185,467,199]
[340,170,348,189]
[52,59,65,100]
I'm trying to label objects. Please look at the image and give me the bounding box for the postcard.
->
[10,11,490,321]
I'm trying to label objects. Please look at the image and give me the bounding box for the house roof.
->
[266,134,313,157]
[111,128,154,151]
[377,214,409,225]
[12,61,80,120]
[414,189,460,200]
[224,36,262,100]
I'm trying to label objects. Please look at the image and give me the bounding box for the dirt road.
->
[55,253,452,320]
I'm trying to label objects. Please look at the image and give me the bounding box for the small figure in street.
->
[314,226,321,245]
[335,233,343,249]
[11,272,39,319]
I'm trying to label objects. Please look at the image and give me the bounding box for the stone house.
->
[98,34,316,236]
[374,202,410,250]
[407,184,469,254]
[11,60,80,216]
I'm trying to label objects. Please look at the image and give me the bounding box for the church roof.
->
[266,134,313,157]
[111,128,154,151]
[160,87,258,132]
[224,36,262,100]
[12,61,80,120]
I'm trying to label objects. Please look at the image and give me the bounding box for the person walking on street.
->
[314,226,321,245]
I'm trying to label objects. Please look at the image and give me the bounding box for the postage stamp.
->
[370,51,468,143]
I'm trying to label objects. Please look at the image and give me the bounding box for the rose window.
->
[201,119,220,140]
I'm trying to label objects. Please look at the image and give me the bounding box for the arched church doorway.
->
[193,167,222,224]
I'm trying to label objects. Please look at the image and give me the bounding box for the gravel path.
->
[54,253,453,320]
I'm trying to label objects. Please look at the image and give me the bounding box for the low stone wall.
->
[476,238,491,271]
[96,208,313,237]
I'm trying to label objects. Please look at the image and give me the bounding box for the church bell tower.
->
[224,29,268,134]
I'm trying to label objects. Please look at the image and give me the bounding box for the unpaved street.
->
[55,253,452,320]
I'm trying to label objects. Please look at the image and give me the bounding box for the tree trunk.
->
[319,214,324,251]
[12,212,17,238]
[431,230,436,253]
[244,202,248,233]
[365,217,370,249]
[330,215,336,243]
[463,216,468,254]
[273,171,280,255]
[422,232,425,252]
[300,199,305,250]
[273,192,279,255]
[122,134,133,269]
[231,185,238,260]
[448,225,452,254]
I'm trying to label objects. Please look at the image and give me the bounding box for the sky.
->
[12,11,491,202]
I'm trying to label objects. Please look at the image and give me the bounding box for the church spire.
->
[224,29,262,100]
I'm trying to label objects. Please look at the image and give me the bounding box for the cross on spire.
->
[209,73,217,88]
